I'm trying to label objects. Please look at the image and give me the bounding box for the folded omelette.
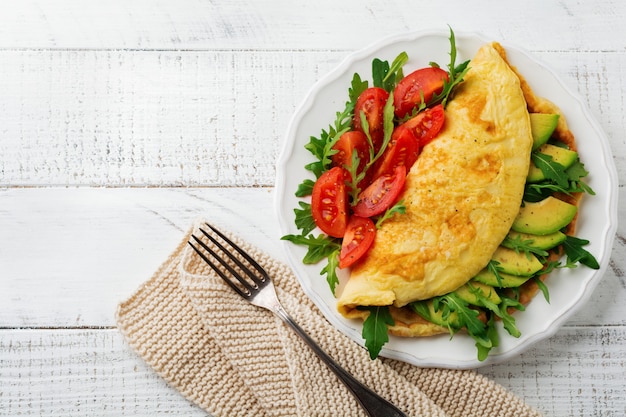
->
[337,43,534,328]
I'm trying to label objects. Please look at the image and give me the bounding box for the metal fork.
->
[188,223,408,417]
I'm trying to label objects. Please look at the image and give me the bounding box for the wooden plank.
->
[0,329,207,416]
[0,187,623,330]
[0,327,624,416]
[0,50,623,187]
[0,49,336,187]
[478,326,626,416]
[0,0,624,51]
[0,187,283,327]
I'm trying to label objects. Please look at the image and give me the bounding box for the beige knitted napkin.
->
[116,220,543,417]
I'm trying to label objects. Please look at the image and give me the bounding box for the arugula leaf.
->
[372,59,390,90]
[363,92,396,169]
[360,306,394,359]
[321,250,341,295]
[291,201,316,235]
[304,73,363,178]
[497,296,525,338]
[523,184,554,202]
[566,160,596,195]
[534,277,551,303]
[501,234,549,259]
[429,27,471,108]
[295,179,315,197]
[532,152,570,188]
[372,52,409,92]
[280,234,340,264]
[477,315,500,361]
[562,236,600,269]
[375,200,406,228]
[349,72,368,104]
[487,260,505,287]
[532,260,562,303]
[526,153,595,198]
[353,91,396,203]
[434,293,491,349]
[344,150,364,203]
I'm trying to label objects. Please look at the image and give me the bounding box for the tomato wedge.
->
[371,124,420,180]
[311,166,349,238]
[353,87,389,152]
[353,165,406,218]
[339,216,376,269]
[403,104,445,147]
[331,130,371,190]
[393,67,449,118]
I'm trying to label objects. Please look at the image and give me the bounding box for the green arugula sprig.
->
[429,27,471,108]
[373,52,408,91]
[281,232,342,293]
[501,234,550,259]
[432,293,493,350]
[487,259,505,287]
[562,236,600,269]
[347,91,397,203]
[303,105,354,179]
[360,306,395,360]
[524,152,595,202]
[375,200,406,228]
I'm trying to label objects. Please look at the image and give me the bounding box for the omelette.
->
[337,43,535,329]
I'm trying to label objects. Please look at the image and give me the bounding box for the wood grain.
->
[1,0,625,415]
[0,327,623,416]
[0,50,623,187]
[0,0,624,51]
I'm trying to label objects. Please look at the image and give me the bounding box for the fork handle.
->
[272,305,409,417]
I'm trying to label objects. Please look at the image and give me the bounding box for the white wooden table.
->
[1,1,624,415]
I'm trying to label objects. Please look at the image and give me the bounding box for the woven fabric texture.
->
[116,221,543,417]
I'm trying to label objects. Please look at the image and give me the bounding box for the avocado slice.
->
[411,300,460,328]
[503,230,567,251]
[512,196,577,236]
[527,143,579,183]
[454,282,501,306]
[529,113,559,150]
[490,246,543,276]
[472,268,532,288]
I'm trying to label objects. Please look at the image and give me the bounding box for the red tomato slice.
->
[371,124,420,180]
[353,165,406,218]
[311,167,349,238]
[403,104,445,147]
[331,130,371,190]
[339,216,376,269]
[393,67,449,118]
[353,87,389,152]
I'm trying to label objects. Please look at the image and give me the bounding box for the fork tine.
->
[197,228,262,289]
[202,223,269,283]
[188,235,254,298]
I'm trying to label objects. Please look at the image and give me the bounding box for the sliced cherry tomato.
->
[339,216,376,269]
[311,166,349,238]
[353,87,389,152]
[371,124,420,180]
[393,67,449,118]
[353,165,406,218]
[331,130,371,190]
[403,103,445,148]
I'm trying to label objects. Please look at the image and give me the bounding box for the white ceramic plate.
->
[274,29,618,369]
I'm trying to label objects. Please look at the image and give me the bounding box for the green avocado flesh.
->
[512,196,577,236]
[529,113,559,150]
